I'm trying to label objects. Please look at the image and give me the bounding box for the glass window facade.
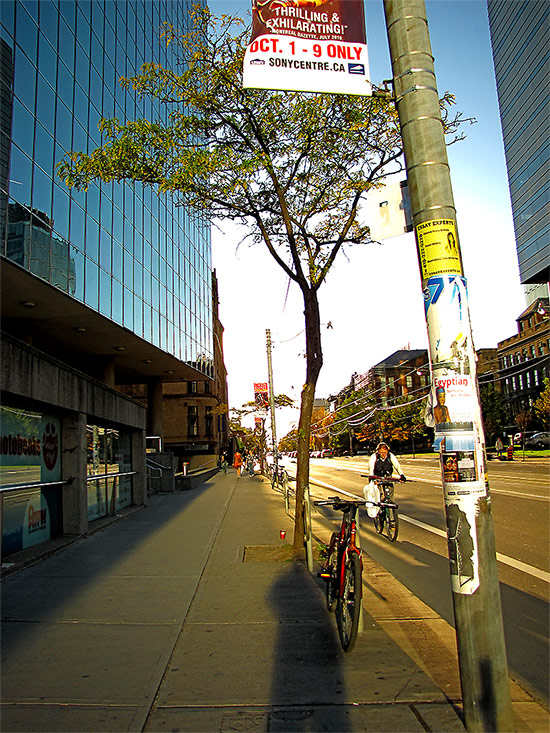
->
[0,0,213,375]
[86,423,132,520]
[488,0,550,284]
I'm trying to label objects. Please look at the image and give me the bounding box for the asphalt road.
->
[293,455,550,711]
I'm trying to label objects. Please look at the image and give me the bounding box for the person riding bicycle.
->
[363,442,406,517]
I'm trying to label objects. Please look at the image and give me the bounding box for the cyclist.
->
[363,442,406,517]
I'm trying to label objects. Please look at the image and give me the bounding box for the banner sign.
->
[254,382,269,410]
[243,0,371,96]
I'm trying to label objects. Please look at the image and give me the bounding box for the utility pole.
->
[266,329,278,461]
[383,2,513,730]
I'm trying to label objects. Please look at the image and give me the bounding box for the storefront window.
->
[86,424,132,520]
[0,405,62,556]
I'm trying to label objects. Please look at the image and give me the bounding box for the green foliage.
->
[479,383,507,443]
[356,396,428,450]
[533,378,550,427]
[57,6,405,297]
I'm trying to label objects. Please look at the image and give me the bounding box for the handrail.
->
[188,458,218,473]
[146,459,169,470]
[86,471,137,482]
[0,480,68,494]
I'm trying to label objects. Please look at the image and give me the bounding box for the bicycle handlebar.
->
[314,496,365,508]
[360,475,407,482]
[315,496,398,510]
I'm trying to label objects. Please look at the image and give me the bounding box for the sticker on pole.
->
[416,219,463,281]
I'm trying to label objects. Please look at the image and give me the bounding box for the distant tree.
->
[479,383,507,444]
[58,7,468,554]
[279,428,299,453]
[533,378,550,428]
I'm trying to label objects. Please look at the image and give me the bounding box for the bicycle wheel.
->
[373,508,385,534]
[386,507,399,542]
[337,552,362,652]
[325,534,339,612]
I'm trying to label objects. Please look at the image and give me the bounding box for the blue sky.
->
[209,1,525,433]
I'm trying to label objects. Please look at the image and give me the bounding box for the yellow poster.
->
[416,219,463,281]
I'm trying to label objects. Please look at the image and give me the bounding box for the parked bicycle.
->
[362,475,404,542]
[314,496,364,652]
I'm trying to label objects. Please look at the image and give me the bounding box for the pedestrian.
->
[233,450,243,477]
[495,437,504,460]
[247,454,255,476]
[221,452,228,474]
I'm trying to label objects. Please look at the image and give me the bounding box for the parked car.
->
[513,431,538,445]
[524,432,550,449]
[320,449,333,458]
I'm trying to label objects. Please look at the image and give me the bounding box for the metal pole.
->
[266,329,278,461]
[383,2,513,730]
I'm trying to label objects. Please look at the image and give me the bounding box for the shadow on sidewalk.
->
[268,561,354,731]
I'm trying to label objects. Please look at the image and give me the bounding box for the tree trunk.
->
[293,285,323,551]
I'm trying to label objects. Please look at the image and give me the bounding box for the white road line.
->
[399,515,550,583]
[319,468,549,501]
[309,477,550,584]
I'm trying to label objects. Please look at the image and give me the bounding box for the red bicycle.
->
[314,497,364,652]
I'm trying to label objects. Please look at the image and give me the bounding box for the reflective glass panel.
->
[15,5,38,65]
[85,216,99,263]
[99,268,111,317]
[57,19,74,71]
[112,278,122,324]
[123,287,133,329]
[38,0,58,48]
[99,227,111,270]
[11,99,34,156]
[34,122,54,174]
[13,46,36,111]
[52,184,70,240]
[31,165,52,218]
[69,201,85,251]
[85,256,98,309]
[36,75,56,133]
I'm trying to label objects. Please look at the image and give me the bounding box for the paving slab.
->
[1,470,547,732]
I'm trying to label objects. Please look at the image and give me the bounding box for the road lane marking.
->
[399,515,550,583]
[309,477,550,584]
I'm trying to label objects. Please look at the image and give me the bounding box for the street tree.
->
[58,7,466,553]
[533,378,550,428]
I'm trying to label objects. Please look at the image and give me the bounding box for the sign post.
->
[383,1,513,729]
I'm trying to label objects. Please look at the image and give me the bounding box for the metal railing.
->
[86,471,137,515]
[146,459,167,496]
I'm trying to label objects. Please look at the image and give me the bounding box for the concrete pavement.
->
[1,470,548,732]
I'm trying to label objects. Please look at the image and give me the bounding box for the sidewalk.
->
[1,471,547,732]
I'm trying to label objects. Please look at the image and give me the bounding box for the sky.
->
[209,0,526,438]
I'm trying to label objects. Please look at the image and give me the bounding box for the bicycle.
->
[270,463,287,492]
[314,496,364,652]
[362,475,404,542]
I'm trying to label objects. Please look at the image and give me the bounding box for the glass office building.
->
[487,0,550,287]
[0,0,213,373]
[0,0,215,557]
